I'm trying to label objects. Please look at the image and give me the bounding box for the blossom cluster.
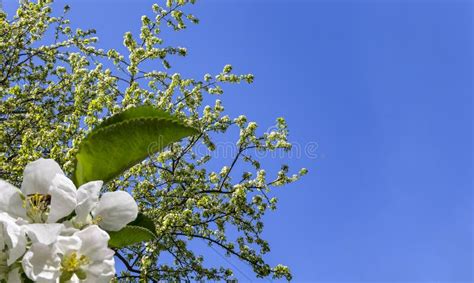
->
[0,159,139,282]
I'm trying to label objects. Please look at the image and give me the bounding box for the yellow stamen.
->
[92,215,103,225]
[61,251,90,273]
[25,193,51,223]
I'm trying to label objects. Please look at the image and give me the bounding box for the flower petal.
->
[0,180,27,219]
[55,235,81,255]
[59,220,80,236]
[8,233,26,266]
[24,223,63,245]
[0,213,27,265]
[22,242,60,282]
[75,225,114,261]
[83,258,115,283]
[21,158,64,195]
[47,174,77,223]
[7,268,22,283]
[93,191,138,231]
[75,181,102,223]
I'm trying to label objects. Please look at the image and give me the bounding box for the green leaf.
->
[108,213,157,248]
[108,225,156,248]
[98,105,177,129]
[73,106,198,186]
[128,212,158,237]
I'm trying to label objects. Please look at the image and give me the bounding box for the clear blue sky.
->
[4,0,473,282]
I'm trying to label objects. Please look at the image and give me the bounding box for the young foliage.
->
[73,106,198,186]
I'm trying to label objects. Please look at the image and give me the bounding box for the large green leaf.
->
[108,213,157,248]
[108,225,156,248]
[73,106,198,186]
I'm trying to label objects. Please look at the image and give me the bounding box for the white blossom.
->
[0,159,76,224]
[0,158,141,282]
[22,225,115,283]
[75,186,138,232]
[0,213,26,281]
[22,242,61,282]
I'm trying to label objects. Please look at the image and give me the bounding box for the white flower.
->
[21,158,64,196]
[0,180,27,220]
[1,158,138,230]
[0,213,27,264]
[0,158,140,281]
[22,225,115,283]
[22,242,61,282]
[74,182,102,226]
[23,223,64,246]
[75,185,138,232]
[92,191,138,231]
[0,159,121,226]
[0,213,26,282]
[0,158,76,224]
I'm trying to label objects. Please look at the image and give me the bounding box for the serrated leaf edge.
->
[99,106,179,129]
[73,116,198,185]
[82,116,197,141]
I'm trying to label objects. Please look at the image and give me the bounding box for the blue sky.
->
[4,0,473,281]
